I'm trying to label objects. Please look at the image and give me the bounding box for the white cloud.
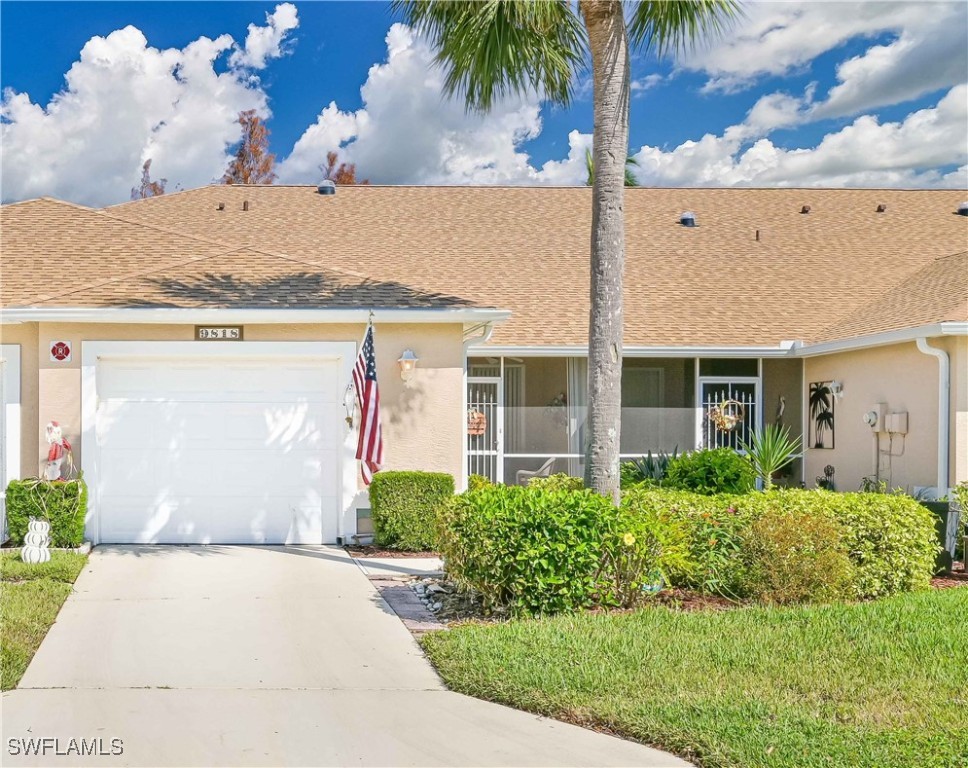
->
[228,3,299,70]
[630,74,663,94]
[631,84,968,188]
[689,1,966,120]
[2,6,964,205]
[0,5,299,206]
[278,24,579,186]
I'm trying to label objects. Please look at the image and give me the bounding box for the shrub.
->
[601,505,691,608]
[624,488,937,602]
[368,471,454,551]
[738,508,853,604]
[5,477,88,547]
[440,485,686,615]
[826,492,937,598]
[527,473,584,492]
[665,448,755,495]
[440,486,614,614]
[622,488,751,598]
[466,474,493,492]
[734,490,938,599]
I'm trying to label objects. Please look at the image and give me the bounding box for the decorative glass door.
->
[467,377,503,483]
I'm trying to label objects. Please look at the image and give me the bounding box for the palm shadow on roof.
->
[107,271,480,309]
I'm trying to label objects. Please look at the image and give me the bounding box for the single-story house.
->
[1,185,965,545]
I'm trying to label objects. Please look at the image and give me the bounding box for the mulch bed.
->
[344,545,440,559]
[650,588,738,611]
[932,574,968,589]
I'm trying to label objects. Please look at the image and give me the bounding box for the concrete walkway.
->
[1,546,689,767]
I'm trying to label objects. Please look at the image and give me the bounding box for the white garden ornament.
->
[21,517,52,564]
[44,421,72,481]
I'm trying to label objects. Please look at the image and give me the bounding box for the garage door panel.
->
[95,357,343,545]
[99,360,342,403]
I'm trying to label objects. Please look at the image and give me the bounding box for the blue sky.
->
[2,2,965,206]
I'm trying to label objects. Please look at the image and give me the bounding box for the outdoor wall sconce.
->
[398,349,419,381]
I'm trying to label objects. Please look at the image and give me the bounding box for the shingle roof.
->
[4,186,967,347]
[814,250,968,342]
[1,197,477,310]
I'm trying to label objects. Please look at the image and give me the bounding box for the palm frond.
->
[394,0,585,112]
[627,1,743,58]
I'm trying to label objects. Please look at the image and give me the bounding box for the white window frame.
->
[81,341,358,545]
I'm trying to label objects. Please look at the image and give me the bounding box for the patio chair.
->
[516,457,555,486]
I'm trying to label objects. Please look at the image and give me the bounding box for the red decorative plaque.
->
[49,341,72,362]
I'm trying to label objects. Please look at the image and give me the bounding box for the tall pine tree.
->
[223,110,276,185]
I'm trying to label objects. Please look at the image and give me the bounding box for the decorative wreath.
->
[467,409,488,436]
[707,399,745,432]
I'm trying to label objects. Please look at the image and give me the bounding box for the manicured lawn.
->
[422,589,968,768]
[1,550,88,690]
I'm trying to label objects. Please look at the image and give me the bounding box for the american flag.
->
[352,324,383,485]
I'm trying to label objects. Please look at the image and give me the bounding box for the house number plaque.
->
[195,326,243,341]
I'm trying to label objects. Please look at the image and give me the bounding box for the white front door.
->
[95,356,343,544]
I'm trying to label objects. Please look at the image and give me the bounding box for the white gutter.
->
[0,307,512,325]
[916,337,951,494]
[797,322,967,357]
[468,342,798,358]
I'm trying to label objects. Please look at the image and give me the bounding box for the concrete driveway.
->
[1,546,689,767]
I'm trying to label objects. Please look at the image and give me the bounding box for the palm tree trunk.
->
[579,0,629,503]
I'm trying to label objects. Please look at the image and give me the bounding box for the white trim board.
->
[472,323,968,359]
[470,344,798,358]
[3,307,511,326]
[81,341,359,545]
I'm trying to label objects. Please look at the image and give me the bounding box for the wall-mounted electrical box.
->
[885,412,908,435]
[865,402,888,430]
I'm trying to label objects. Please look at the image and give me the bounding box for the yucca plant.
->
[623,447,679,486]
[739,424,801,491]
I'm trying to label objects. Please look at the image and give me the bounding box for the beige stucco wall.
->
[804,338,967,493]
[6,321,465,486]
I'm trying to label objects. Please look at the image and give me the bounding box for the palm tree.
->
[809,382,833,448]
[396,1,740,501]
[585,147,640,186]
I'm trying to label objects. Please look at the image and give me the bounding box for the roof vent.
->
[876,203,887,213]
[680,211,696,227]
[317,180,337,196]
[242,200,250,211]
[958,201,968,216]
[216,202,225,211]
[800,205,811,214]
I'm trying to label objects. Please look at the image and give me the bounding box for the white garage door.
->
[95,357,342,544]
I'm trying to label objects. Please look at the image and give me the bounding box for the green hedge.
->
[5,477,88,547]
[622,487,751,597]
[738,506,853,604]
[623,488,939,601]
[665,448,756,495]
[526,473,584,492]
[368,471,454,551]
[733,491,938,599]
[440,486,688,616]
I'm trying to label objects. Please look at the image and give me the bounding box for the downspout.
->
[915,337,950,493]
[461,323,495,491]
